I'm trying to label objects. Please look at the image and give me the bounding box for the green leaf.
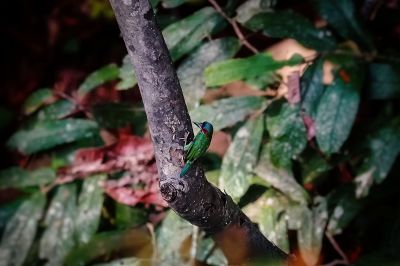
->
[76,175,106,244]
[315,71,361,154]
[115,203,148,229]
[0,193,46,266]
[235,0,274,24]
[40,184,77,265]
[301,57,325,118]
[301,152,332,184]
[78,64,120,97]
[8,118,99,155]
[190,96,266,131]
[327,186,362,235]
[161,0,187,8]
[156,210,193,264]
[116,55,137,90]
[196,237,227,265]
[244,11,336,51]
[91,103,147,133]
[265,100,307,167]
[364,117,400,183]
[178,37,241,110]
[255,146,309,204]
[368,63,400,99]
[0,198,26,232]
[0,167,56,189]
[65,228,152,266]
[24,99,76,128]
[296,197,328,266]
[219,116,264,200]
[22,88,54,115]
[163,7,225,61]
[243,190,290,252]
[312,0,374,50]
[205,53,303,87]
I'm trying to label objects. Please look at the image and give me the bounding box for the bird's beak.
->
[193,121,202,128]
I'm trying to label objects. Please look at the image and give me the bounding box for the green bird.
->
[180,121,214,177]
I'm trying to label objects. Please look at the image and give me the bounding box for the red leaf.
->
[301,114,316,140]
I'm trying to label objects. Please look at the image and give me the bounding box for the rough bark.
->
[108,0,288,263]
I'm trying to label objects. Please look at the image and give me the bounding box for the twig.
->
[208,0,259,54]
[326,232,350,265]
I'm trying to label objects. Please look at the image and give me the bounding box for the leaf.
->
[178,37,241,110]
[297,197,328,266]
[312,0,374,50]
[161,0,187,8]
[301,153,332,184]
[326,186,362,235]
[265,100,307,168]
[163,7,225,61]
[196,237,227,265]
[243,190,290,252]
[115,203,148,229]
[24,100,76,128]
[244,11,336,51]
[205,53,303,87]
[255,146,309,204]
[368,63,400,99]
[7,118,99,155]
[315,71,361,154]
[77,64,119,97]
[40,184,77,265]
[363,117,400,183]
[301,57,325,119]
[92,257,141,266]
[156,210,194,265]
[22,88,54,115]
[0,198,26,232]
[91,103,147,133]
[75,175,106,244]
[116,55,137,90]
[190,96,266,131]
[65,228,152,266]
[0,167,56,189]
[235,0,274,24]
[0,193,45,266]
[219,116,264,200]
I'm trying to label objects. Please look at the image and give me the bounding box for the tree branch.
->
[108,0,288,263]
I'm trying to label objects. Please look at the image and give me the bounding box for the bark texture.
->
[108,0,288,263]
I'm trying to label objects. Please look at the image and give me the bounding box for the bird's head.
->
[194,121,213,135]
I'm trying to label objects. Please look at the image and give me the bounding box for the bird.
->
[180,121,214,177]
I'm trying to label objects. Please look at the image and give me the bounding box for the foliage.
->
[1,0,400,265]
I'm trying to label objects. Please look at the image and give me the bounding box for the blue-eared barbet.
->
[180,121,213,176]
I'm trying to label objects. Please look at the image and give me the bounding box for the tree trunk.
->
[108,0,288,263]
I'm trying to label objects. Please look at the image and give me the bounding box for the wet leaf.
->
[368,63,400,99]
[116,55,137,90]
[255,146,309,204]
[265,100,307,168]
[178,37,241,110]
[296,197,328,266]
[190,96,266,131]
[326,186,362,235]
[0,193,45,266]
[205,53,303,87]
[7,118,99,155]
[245,10,336,51]
[163,7,225,61]
[65,227,152,266]
[78,64,119,97]
[219,116,264,200]
[312,0,373,50]
[156,210,193,265]
[40,184,77,265]
[315,71,361,154]
[76,175,106,244]
[22,88,54,115]
[301,57,325,119]
[0,167,56,189]
[243,190,290,252]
